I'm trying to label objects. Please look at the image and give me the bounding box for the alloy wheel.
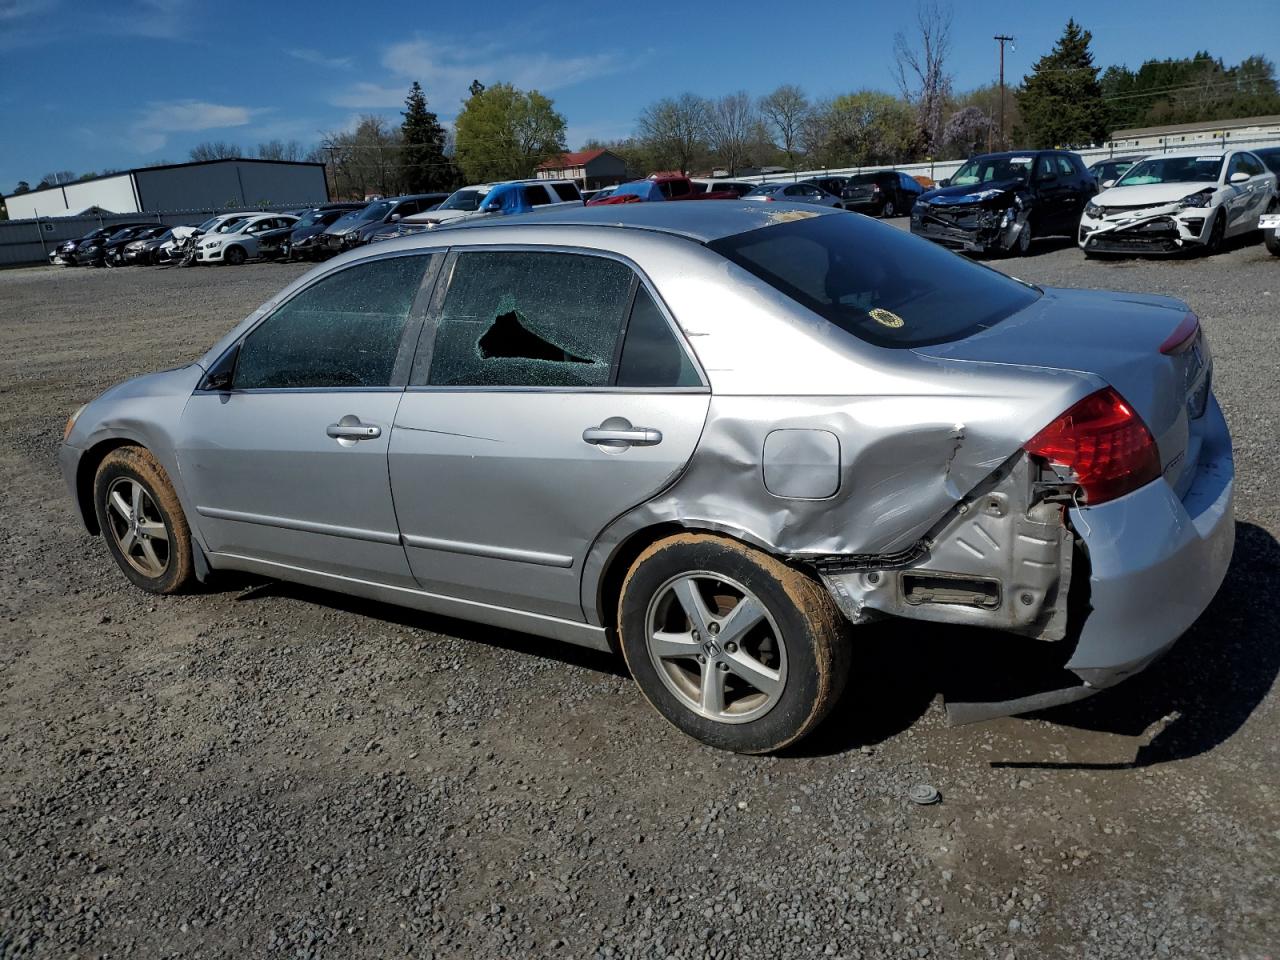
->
[104,477,170,578]
[644,572,788,724]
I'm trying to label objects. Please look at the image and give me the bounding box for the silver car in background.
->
[743,181,844,207]
[59,203,1234,753]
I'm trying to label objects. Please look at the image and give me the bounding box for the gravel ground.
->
[1,233,1277,960]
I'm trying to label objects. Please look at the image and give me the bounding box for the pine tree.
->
[399,81,455,193]
[1015,20,1109,148]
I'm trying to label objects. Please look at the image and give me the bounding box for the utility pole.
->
[994,35,1014,148]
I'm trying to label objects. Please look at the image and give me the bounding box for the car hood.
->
[915,286,1206,492]
[1095,182,1214,207]
[406,208,472,223]
[290,222,330,241]
[921,178,1025,206]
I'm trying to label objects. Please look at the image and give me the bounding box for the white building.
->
[5,158,328,219]
[1109,114,1280,152]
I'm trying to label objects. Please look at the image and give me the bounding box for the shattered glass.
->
[235,255,429,389]
[427,251,634,387]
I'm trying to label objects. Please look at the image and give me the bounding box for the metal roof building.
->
[4,157,329,219]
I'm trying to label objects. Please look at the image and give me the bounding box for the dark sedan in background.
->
[911,150,1095,256]
[73,225,160,267]
[321,194,448,253]
[1087,154,1146,188]
[272,203,367,260]
[49,222,156,266]
[838,171,925,217]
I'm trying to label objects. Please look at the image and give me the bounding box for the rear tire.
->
[618,533,850,754]
[93,447,194,595]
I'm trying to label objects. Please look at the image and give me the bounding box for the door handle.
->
[326,417,381,443]
[583,417,662,448]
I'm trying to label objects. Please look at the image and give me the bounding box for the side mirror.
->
[938,178,950,187]
[1101,179,1116,189]
[1228,171,1251,184]
[482,200,503,213]
[389,213,402,222]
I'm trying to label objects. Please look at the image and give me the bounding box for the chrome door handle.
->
[326,419,381,441]
[583,421,662,447]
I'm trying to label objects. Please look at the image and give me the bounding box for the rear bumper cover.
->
[949,395,1234,723]
[1065,394,1234,686]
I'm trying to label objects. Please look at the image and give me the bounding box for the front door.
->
[176,252,437,586]
[389,249,710,622]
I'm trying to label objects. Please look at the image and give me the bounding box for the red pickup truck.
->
[587,174,744,205]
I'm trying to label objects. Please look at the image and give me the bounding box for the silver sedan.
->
[742,181,844,207]
[60,202,1234,753]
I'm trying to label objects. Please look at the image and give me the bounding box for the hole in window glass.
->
[426,251,634,388]
[617,287,701,388]
[234,255,429,389]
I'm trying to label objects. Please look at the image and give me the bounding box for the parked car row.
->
[48,144,1280,272]
[908,146,1279,258]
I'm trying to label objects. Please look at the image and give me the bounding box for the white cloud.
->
[288,47,353,71]
[129,99,264,152]
[137,100,260,132]
[329,35,633,113]
[330,82,407,110]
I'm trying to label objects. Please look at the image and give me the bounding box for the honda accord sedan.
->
[59,203,1234,753]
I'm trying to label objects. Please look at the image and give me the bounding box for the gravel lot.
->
[2,231,1277,959]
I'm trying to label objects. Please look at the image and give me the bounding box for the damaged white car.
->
[1079,149,1276,257]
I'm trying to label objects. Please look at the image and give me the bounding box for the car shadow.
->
[213,522,1276,767]
[227,578,628,678]
[793,521,1279,766]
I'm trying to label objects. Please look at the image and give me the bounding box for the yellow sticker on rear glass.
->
[870,308,905,329]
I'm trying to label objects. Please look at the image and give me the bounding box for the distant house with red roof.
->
[535,149,627,192]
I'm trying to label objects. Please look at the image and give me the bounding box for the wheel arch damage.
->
[582,383,1088,631]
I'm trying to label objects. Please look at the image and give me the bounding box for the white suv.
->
[406,179,582,227]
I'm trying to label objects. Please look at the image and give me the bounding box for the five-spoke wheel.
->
[620,533,850,753]
[93,446,194,594]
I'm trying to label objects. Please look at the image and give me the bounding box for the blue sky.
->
[2,0,1277,191]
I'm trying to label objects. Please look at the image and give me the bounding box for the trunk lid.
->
[914,286,1210,497]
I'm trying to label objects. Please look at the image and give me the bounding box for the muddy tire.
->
[93,446,194,595]
[618,533,850,754]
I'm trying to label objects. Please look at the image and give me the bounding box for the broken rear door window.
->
[424,251,634,387]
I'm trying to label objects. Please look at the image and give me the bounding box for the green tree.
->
[1016,19,1108,148]
[454,83,567,182]
[400,81,456,192]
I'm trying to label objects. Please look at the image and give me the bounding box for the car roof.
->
[1139,148,1230,159]
[426,200,847,243]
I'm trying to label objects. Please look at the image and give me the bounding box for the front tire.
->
[881,198,897,218]
[93,447,194,595]
[223,245,247,266]
[1204,209,1226,256]
[618,533,850,753]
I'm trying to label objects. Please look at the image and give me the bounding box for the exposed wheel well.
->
[76,439,143,535]
[594,522,803,649]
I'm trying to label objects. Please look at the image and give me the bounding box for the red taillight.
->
[1159,311,1200,355]
[1023,387,1161,505]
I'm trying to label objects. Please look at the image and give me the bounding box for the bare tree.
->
[759,85,808,168]
[893,0,953,156]
[637,93,711,173]
[256,139,304,161]
[319,116,404,199]
[37,170,76,188]
[189,141,242,161]
[706,92,757,175]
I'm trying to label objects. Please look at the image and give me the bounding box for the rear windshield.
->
[708,213,1040,349]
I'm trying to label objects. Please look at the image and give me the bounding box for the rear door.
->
[389,248,710,621]
[176,252,439,586]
